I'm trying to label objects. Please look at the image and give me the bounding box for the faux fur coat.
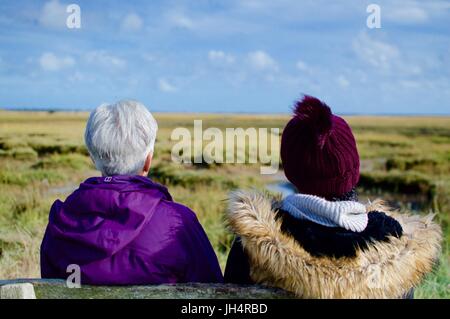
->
[225,190,442,299]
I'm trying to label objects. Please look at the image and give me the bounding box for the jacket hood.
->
[46,175,172,264]
[227,190,442,299]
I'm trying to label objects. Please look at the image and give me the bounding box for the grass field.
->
[0,110,448,298]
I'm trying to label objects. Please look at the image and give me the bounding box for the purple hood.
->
[40,175,223,285]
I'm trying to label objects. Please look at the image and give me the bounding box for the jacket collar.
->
[81,175,172,201]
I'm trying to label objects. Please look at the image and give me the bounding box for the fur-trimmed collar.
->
[227,190,442,299]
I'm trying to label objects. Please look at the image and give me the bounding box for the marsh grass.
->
[0,111,448,298]
[415,254,450,298]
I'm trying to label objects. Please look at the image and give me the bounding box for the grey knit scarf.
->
[281,189,368,232]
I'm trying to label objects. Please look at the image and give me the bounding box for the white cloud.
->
[121,13,143,32]
[352,32,400,71]
[166,11,195,30]
[39,52,75,71]
[85,51,126,68]
[39,0,66,29]
[208,50,235,65]
[158,78,177,92]
[296,60,308,71]
[385,4,428,24]
[336,75,350,88]
[422,1,450,13]
[247,50,278,71]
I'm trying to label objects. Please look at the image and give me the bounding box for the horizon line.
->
[1,107,450,117]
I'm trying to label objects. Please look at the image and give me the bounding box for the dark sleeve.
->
[224,237,254,284]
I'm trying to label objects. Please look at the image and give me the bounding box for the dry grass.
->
[0,111,448,298]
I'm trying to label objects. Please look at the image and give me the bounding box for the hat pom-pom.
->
[293,95,333,135]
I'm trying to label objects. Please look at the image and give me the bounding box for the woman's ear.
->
[142,153,152,176]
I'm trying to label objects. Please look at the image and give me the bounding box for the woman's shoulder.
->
[149,198,202,234]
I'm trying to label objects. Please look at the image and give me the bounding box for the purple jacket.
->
[40,175,223,285]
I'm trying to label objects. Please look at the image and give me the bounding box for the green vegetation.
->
[0,111,448,298]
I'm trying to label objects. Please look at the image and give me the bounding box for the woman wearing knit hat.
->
[224,95,442,299]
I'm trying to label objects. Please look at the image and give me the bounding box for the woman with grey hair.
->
[40,100,223,285]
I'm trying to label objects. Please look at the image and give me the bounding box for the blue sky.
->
[0,0,449,114]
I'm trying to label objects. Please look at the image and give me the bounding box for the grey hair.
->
[84,100,158,176]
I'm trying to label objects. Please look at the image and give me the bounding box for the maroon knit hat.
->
[280,95,360,198]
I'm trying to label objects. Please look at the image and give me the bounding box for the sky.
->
[0,0,449,114]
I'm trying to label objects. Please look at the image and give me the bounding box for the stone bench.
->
[0,279,293,299]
